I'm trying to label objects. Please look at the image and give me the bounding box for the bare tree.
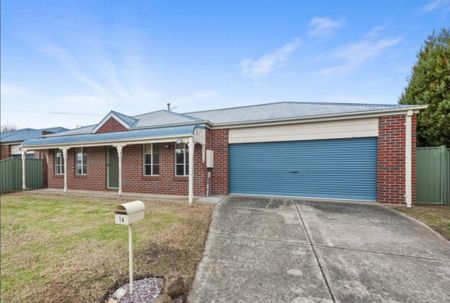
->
[1,123,17,133]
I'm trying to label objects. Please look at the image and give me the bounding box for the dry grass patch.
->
[0,192,214,303]
[394,204,450,240]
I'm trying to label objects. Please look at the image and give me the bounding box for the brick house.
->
[21,102,425,205]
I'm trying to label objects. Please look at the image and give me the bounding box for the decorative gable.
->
[95,117,129,133]
[93,111,137,134]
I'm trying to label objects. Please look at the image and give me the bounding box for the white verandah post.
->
[21,150,27,190]
[188,137,194,204]
[62,147,69,193]
[115,144,124,195]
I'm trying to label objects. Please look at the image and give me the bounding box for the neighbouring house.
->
[20,102,426,205]
[0,127,67,160]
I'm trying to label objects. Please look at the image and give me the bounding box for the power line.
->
[2,109,104,116]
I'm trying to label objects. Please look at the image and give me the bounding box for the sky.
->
[1,0,449,129]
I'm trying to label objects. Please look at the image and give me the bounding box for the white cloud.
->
[318,29,402,77]
[240,38,301,80]
[308,17,344,37]
[422,0,450,13]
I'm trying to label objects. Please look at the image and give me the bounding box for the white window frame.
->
[75,147,87,175]
[54,150,64,175]
[143,143,160,176]
[175,143,189,176]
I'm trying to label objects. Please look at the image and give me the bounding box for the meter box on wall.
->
[206,150,214,168]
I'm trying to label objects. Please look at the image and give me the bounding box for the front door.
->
[107,147,119,189]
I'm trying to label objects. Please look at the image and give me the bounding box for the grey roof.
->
[36,101,423,140]
[22,125,199,148]
[111,110,138,127]
[1,127,68,143]
[185,102,414,125]
[133,110,202,128]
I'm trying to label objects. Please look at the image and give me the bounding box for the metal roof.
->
[111,110,138,127]
[133,110,202,128]
[37,101,425,140]
[0,127,68,143]
[185,101,416,125]
[22,125,198,148]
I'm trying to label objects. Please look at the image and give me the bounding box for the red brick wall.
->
[377,114,417,204]
[0,144,11,160]
[121,143,207,196]
[47,149,64,189]
[210,129,229,195]
[44,134,226,196]
[96,118,128,133]
[47,147,108,190]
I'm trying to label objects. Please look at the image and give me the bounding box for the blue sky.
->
[1,0,449,129]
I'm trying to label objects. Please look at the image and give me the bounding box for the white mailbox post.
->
[115,200,145,294]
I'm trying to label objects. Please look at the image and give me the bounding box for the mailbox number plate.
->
[115,214,128,225]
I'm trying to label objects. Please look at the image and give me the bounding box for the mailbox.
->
[115,200,145,225]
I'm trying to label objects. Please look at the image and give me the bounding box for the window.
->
[54,150,64,175]
[143,143,160,176]
[75,148,87,175]
[175,143,189,176]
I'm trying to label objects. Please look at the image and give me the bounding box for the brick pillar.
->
[377,114,416,205]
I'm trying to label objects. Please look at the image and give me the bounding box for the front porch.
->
[20,125,208,204]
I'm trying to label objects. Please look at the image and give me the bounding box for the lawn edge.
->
[383,205,450,242]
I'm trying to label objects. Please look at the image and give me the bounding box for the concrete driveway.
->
[189,196,450,303]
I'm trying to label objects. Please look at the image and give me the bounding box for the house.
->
[21,102,426,205]
[0,127,67,160]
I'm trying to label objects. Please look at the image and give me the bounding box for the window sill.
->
[54,174,64,178]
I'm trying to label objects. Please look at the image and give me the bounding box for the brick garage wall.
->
[0,144,11,160]
[96,118,128,133]
[377,114,417,204]
[209,129,229,195]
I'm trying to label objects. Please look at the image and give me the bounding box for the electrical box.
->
[206,150,214,168]
[115,200,145,225]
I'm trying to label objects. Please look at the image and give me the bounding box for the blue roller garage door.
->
[229,137,377,201]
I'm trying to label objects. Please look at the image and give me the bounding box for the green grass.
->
[0,193,213,303]
[394,205,450,240]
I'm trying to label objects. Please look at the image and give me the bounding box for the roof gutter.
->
[21,134,194,151]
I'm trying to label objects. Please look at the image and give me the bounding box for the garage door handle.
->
[289,171,299,174]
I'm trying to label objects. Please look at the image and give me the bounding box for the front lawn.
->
[0,193,214,303]
[394,204,450,240]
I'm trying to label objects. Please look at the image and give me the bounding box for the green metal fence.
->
[416,146,450,205]
[0,158,44,193]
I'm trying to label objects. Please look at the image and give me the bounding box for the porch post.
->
[21,150,27,190]
[188,137,194,204]
[62,147,69,193]
[115,144,124,195]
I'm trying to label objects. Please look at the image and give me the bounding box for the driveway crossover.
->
[189,196,450,303]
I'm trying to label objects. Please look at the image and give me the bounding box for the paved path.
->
[189,196,450,303]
